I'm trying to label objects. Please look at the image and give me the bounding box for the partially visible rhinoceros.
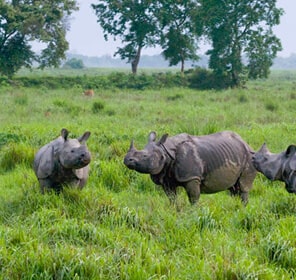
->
[252,143,296,193]
[124,131,257,205]
[33,128,91,193]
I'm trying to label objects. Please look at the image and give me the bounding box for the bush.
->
[0,143,35,171]
[186,67,232,89]
[92,101,105,113]
[63,58,85,69]
[11,69,237,90]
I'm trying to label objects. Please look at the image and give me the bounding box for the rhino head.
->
[59,128,91,169]
[252,143,296,193]
[124,132,170,175]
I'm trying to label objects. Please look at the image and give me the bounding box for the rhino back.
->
[197,132,251,171]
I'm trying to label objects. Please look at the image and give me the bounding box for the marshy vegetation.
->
[0,70,296,279]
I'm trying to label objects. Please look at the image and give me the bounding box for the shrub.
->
[92,101,105,113]
[14,93,28,106]
[186,67,232,89]
[63,58,84,69]
[238,94,248,103]
[0,133,22,148]
[265,101,278,112]
[0,143,35,171]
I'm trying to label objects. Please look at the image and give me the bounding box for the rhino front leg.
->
[38,178,54,194]
[239,165,257,206]
[162,184,177,204]
[184,178,201,205]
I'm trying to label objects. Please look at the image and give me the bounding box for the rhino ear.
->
[148,131,157,143]
[78,131,91,144]
[37,146,54,179]
[286,145,296,157]
[286,145,296,170]
[61,128,69,141]
[157,134,169,145]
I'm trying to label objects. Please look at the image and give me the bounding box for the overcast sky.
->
[66,0,296,57]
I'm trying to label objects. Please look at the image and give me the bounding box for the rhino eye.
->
[71,149,75,153]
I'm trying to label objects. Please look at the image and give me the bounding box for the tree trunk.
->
[131,46,142,74]
[181,58,185,73]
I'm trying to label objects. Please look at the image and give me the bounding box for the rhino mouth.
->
[124,160,162,174]
[68,157,90,169]
[125,162,150,174]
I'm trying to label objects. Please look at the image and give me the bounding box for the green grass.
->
[0,70,296,279]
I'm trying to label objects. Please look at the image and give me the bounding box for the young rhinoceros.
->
[124,131,257,205]
[252,143,296,194]
[33,128,91,193]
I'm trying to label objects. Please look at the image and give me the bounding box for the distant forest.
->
[66,53,296,70]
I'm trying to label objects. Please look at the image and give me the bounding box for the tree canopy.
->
[0,0,78,77]
[198,0,283,86]
[157,0,200,73]
[93,0,283,87]
[92,0,159,74]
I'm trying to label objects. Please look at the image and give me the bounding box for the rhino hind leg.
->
[228,180,241,196]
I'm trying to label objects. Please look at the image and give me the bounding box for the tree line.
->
[92,0,283,87]
[0,0,283,87]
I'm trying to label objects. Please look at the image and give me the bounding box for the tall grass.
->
[0,70,296,279]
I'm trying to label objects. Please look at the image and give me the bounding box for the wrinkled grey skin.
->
[124,131,256,205]
[252,143,296,193]
[33,128,91,193]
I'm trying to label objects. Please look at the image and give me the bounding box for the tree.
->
[0,0,78,77]
[157,0,200,73]
[92,0,159,74]
[198,0,283,87]
[63,58,84,69]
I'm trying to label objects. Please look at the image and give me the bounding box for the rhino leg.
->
[240,192,249,206]
[184,178,201,205]
[39,179,62,194]
[162,184,177,204]
[39,179,54,194]
[238,166,257,205]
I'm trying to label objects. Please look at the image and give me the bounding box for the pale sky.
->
[66,0,296,57]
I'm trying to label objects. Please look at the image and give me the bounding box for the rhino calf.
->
[252,143,296,193]
[33,128,91,193]
[124,131,256,205]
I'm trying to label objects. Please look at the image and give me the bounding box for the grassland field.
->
[0,69,296,279]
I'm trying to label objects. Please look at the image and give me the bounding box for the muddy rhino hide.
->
[162,138,203,182]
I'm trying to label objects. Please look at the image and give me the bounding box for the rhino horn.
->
[128,140,136,151]
[61,128,69,141]
[78,131,91,144]
[258,142,269,153]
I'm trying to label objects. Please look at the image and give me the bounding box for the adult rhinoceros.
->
[252,143,296,194]
[124,131,256,205]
